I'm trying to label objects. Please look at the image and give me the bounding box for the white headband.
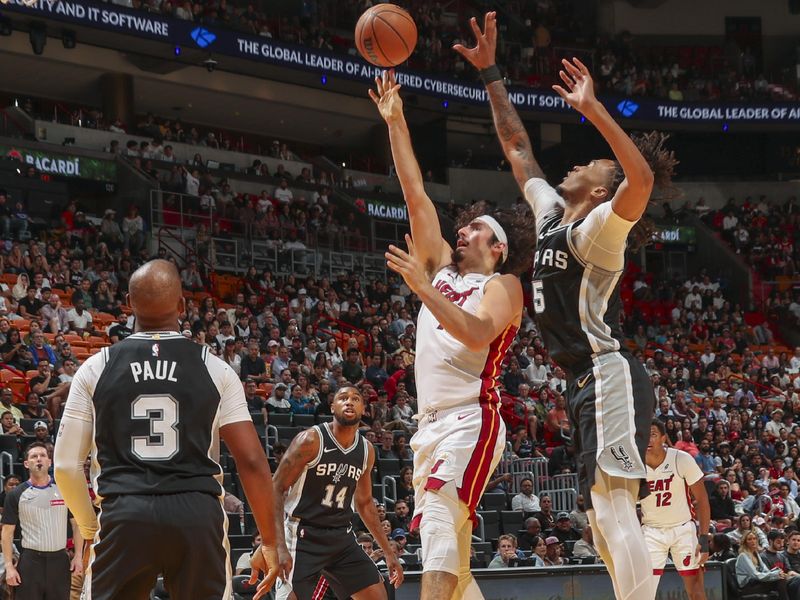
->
[474,215,508,263]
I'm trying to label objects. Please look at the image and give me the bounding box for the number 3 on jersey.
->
[131,394,180,461]
[321,484,348,509]
[532,280,545,314]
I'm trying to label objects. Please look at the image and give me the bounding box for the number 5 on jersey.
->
[532,280,545,314]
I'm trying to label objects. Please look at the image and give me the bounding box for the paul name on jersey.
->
[130,360,179,383]
[315,462,363,482]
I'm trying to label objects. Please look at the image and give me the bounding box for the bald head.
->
[128,260,184,331]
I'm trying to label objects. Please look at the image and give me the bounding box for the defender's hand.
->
[385,235,428,295]
[385,553,405,589]
[552,58,600,116]
[453,12,498,71]
[249,545,280,600]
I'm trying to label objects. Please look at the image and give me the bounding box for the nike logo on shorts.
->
[576,373,592,389]
[457,413,472,420]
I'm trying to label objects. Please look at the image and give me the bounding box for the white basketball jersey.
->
[414,266,517,414]
[641,447,704,528]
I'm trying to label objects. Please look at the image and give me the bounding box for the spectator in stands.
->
[710,480,737,528]
[533,494,556,531]
[265,383,291,414]
[0,411,23,436]
[569,495,589,531]
[108,313,133,343]
[28,332,57,368]
[376,431,397,459]
[695,440,717,477]
[17,287,42,320]
[392,434,412,461]
[180,260,203,292]
[543,537,564,566]
[548,442,577,475]
[0,389,23,423]
[388,500,411,532]
[41,292,69,335]
[10,201,30,241]
[21,392,52,427]
[234,532,262,576]
[488,535,522,569]
[511,477,540,513]
[762,530,787,569]
[729,514,768,550]
[551,513,581,551]
[99,209,123,251]
[66,298,95,338]
[390,394,414,430]
[545,394,569,445]
[396,466,414,507]
[524,354,549,388]
[517,518,543,551]
[736,530,790,599]
[287,383,316,415]
[122,205,145,253]
[782,531,800,592]
[710,533,737,562]
[572,525,599,560]
[0,328,30,371]
[240,340,268,383]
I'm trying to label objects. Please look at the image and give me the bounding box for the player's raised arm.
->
[386,234,522,351]
[354,444,404,588]
[248,427,319,597]
[552,58,654,221]
[454,12,545,192]
[369,70,451,278]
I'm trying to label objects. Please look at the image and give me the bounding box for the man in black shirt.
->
[18,287,43,319]
[342,349,364,385]
[240,341,268,383]
[780,530,800,595]
[108,313,133,343]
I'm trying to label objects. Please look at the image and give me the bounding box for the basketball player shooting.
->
[643,420,710,600]
[370,70,537,600]
[54,260,280,599]
[249,386,402,600]
[456,12,677,600]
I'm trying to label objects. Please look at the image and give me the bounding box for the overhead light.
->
[62,30,75,49]
[29,23,46,55]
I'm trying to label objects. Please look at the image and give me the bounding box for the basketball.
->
[355,4,417,68]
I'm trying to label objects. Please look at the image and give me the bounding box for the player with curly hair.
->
[456,12,678,600]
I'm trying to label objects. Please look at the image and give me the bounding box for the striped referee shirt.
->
[1,479,69,552]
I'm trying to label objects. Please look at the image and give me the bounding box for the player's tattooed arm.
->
[272,428,320,497]
[485,80,546,190]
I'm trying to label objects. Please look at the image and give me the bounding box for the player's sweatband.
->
[480,65,503,85]
[698,534,709,553]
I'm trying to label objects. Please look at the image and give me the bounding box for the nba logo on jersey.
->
[151,343,160,357]
[610,446,634,472]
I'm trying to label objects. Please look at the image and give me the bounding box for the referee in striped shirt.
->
[1,442,83,600]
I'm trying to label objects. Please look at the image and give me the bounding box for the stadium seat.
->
[481,493,508,511]
[227,514,243,536]
[275,426,302,443]
[0,435,19,461]
[377,458,401,479]
[724,557,778,599]
[228,534,251,550]
[268,413,291,426]
[500,510,523,535]
[316,415,334,424]
[293,414,315,428]
[477,510,500,542]
[19,419,42,434]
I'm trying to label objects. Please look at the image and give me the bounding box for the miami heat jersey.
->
[415,266,517,413]
[641,447,704,528]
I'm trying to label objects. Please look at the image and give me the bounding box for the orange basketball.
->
[355,4,417,68]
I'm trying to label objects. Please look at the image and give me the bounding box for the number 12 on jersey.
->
[321,484,348,509]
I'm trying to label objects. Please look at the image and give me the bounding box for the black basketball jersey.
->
[531,212,626,373]
[77,332,250,499]
[284,423,369,529]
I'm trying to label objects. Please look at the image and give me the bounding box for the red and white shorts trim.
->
[642,521,701,577]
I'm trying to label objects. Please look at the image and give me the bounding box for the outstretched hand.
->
[552,57,599,116]
[368,69,403,123]
[453,12,497,70]
[385,234,428,295]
